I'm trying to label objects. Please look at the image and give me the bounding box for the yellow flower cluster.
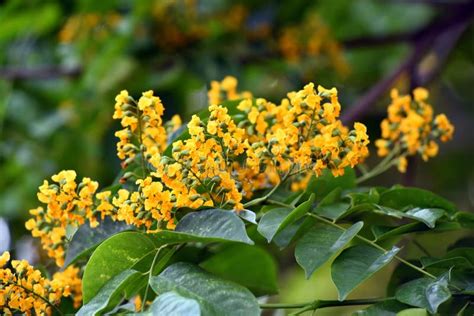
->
[208,76,253,106]
[27,77,369,240]
[25,170,100,267]
[278,13,350,77]
[237,83,369,193]
[58,12,122,44]
[113,90,182,168]
[0,252,82,315]
[106,77,368,230]
[375,88,454,172]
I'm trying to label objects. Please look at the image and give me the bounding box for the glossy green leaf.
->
[347,188,380,207]
[257,207,291,242]
[374,205,445,229]
[454,211,474,228]
[139,292,200,316]
[396,309,428,316]
[305,168,356,201]
[404,208,445,228]
[295,222,363,278]
[150,262,260,316]
[64,218,133,267]
[372,223,426,241]
[396,273,451,314]
[78,270,143,316]
[234,209,257,224]
[172,209,253,245]
[82,231,156,303]
[379,187,456,214]
[200,244,278,296]
[273,216,316,249]
[420,256,472,270]
[332,245,400,300]
[315,202,351,220]
[313,188,350,220]
[257,194,314,242]
[354,299,411,316]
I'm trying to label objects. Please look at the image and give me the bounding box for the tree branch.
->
[0,65,81,80]
[341,3,474,124]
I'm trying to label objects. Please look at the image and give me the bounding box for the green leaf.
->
[257,194,314,242]
[257,207,291,242]
[404,208,445,228]
[315,202,351,220]
[139,292,200,316]
[273,217,314,249]
[379,187,456,215]
[374,205,445,229]
[347,188,380,206]
[234,209,257,224]
[150,262,260,316]
[454,211,474,228]
[313,188,350,220]
[372,223,426,241]
[332,245,400,300]
[373,222,461,242]
[305,168,356,201]
[173,209,253,245]
[420,256,472,270]
[77,270,143,316]
[396,309,428,316]
[64,218,132,266]
[354,299,411,316]
[295,222,363,278]
[396,273,451,314]
[82,231,157,303]
[200,244,278,296]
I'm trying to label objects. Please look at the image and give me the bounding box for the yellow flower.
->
[0,251,9,267]
[375,87,454,173]
[398,156,408,173]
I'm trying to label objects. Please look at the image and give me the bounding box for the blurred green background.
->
[0,0,472,314]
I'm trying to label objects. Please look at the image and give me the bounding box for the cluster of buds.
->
[375,88,454,172]
[0,252,82,315]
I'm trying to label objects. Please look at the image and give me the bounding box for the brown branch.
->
[0,65,81,80]
[341,3,474,124]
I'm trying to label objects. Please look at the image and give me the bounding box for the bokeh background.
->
[0,0,473,314]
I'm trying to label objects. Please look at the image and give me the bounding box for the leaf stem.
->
[267,199,293,208]
[356,145,401,184]
[243,166,296,208]
[307,213,436,279]
[134,100,148,178]
[141,244,167,311]
[261,297,389,312]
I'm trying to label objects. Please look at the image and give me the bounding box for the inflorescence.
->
[375,88,454,172]
[7,77,454,313]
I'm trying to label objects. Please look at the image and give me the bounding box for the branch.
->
[341,3,474,124]
[0,65,81,80]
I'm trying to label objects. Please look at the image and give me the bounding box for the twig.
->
[261,297,389,311]
[307,213,437,279]
[341,3,474,124]
[0,66,81,80]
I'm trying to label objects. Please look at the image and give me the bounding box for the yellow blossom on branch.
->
[375,87,454,173]
[0,252,82,315]
[25,171,104,266]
